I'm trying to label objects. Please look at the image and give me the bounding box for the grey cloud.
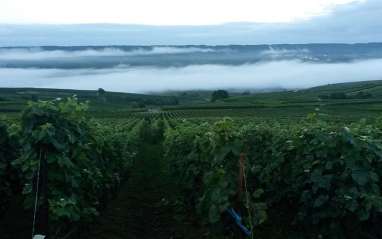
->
[1,59,382,93]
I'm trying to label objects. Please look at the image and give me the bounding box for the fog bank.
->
[1,59,382,93]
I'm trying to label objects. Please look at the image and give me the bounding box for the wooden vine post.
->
[237,153,245,239]
[42,158,51,238]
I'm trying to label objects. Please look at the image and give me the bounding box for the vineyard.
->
[0,97,144,238]
[164,118,382,238]
[1,81,382,238]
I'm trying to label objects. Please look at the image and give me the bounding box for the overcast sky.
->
[0,0,364,25]
[0,0,381,45]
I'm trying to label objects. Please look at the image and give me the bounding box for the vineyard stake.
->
[237,153,245,239]
[42,158,51,238]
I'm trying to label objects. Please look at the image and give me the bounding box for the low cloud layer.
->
[260,47,310,55]
[1,59,382,93]
[0,47,217,60]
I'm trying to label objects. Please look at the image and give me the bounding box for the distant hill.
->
[2,80,382,122]
[1,43,382,69]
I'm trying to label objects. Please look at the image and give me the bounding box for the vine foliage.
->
[11,97,141,234]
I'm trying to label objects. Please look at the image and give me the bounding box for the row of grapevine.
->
[163,119,267,233]
[87,102,382,122]
[0,118,20,205]
[163,118,382,238]
[161,107,320,119]
[0,97,144,237]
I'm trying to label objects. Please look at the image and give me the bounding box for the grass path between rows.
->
[80,140,215,239]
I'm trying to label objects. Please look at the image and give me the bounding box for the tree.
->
[138,101,145,108]
[330,92,346,99]
[98,88,106,95]
[319,94,329,99]
[155,99,164,106]
[355,91,371,99]
[242,90,250,95]
[211,90,229,102]
[131,102,139,108]
[144,98,154,105]
[169,96,179,105]
[130,101,145,108]
[97,88,106,101]
[31,94,38,101]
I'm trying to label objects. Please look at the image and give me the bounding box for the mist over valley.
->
[1,44,382,93]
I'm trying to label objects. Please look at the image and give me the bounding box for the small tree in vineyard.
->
[211,90,229,102]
